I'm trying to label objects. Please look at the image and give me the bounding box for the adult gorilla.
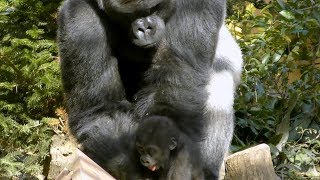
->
[134,25,243,179]
[57,0,238,179]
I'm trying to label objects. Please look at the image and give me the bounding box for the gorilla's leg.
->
[202,25,243,179]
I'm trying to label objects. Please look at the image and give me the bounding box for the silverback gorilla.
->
[57,0,242,179]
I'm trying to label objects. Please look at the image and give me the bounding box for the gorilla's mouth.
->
[141,42,157,48]
[148,165,158,171]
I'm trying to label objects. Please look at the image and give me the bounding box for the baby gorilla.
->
[135,116,204,180]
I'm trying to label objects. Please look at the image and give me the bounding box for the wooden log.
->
[56,149,115,180]
[56,144,278,180]
[224,144,278,180]
[48,135,78,179]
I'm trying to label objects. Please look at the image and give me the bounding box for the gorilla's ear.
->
[169,137,177,150]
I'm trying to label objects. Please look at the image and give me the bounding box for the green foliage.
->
[227,0,320,178]
[0,0,63,178]
[277,128,320,178]
[0,115,52,178]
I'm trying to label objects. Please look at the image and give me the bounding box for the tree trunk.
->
[223,144,278,180]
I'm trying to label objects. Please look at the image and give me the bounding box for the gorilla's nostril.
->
[140,157,150,164]
[131,15,165,47]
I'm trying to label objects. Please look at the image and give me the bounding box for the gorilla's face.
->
[129,0,175,48]
[136,143,167,171]
[131,15,165,48]
[103,0,175,48]
[135,116,178,171]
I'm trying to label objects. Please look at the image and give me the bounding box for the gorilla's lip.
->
[147,164,158,171]
[140,42,157,48]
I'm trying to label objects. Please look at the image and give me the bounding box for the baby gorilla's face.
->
[135,116,178,171]
[136,143,167,171]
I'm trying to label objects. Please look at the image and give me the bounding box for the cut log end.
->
[223,144,278,180]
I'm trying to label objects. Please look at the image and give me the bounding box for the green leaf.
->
[277,0,286,9]
[260,4,274,14]
[279,10,295,19]
[272,50,284,62]
[306,18,319,27]
[26,27,45,39]
[261,53,270,64]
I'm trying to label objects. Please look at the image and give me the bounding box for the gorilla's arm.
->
[166,0,226,67]
[58,0,125,112]
[134,0,228,136]
[58,1,139,177]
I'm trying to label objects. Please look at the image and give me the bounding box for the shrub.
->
[0,0,63,178]
[227,0,320,178]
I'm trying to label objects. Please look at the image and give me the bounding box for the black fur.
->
[57,0,239,179]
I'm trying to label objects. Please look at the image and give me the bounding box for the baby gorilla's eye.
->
[148,147,157,155]
[136,143,144,153]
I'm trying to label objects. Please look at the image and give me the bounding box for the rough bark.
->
[56,149,115,180]
[224,144,278,180]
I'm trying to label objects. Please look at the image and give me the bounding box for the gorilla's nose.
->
[132,17,156,38]
[140,157,150,165]
[137,24,153,33]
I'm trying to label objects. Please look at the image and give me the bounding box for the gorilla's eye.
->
[136,143,144,152]
[150,3,161,14]
[148,147,157,155]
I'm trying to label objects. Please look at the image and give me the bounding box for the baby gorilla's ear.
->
[169,137,177,150]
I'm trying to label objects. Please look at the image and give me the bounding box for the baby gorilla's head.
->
[135,116,179,171]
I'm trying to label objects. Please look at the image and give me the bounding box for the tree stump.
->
[48,135,78,179]
[224,144,278,180]
[56,149,115,180]
[55,143,278,180]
